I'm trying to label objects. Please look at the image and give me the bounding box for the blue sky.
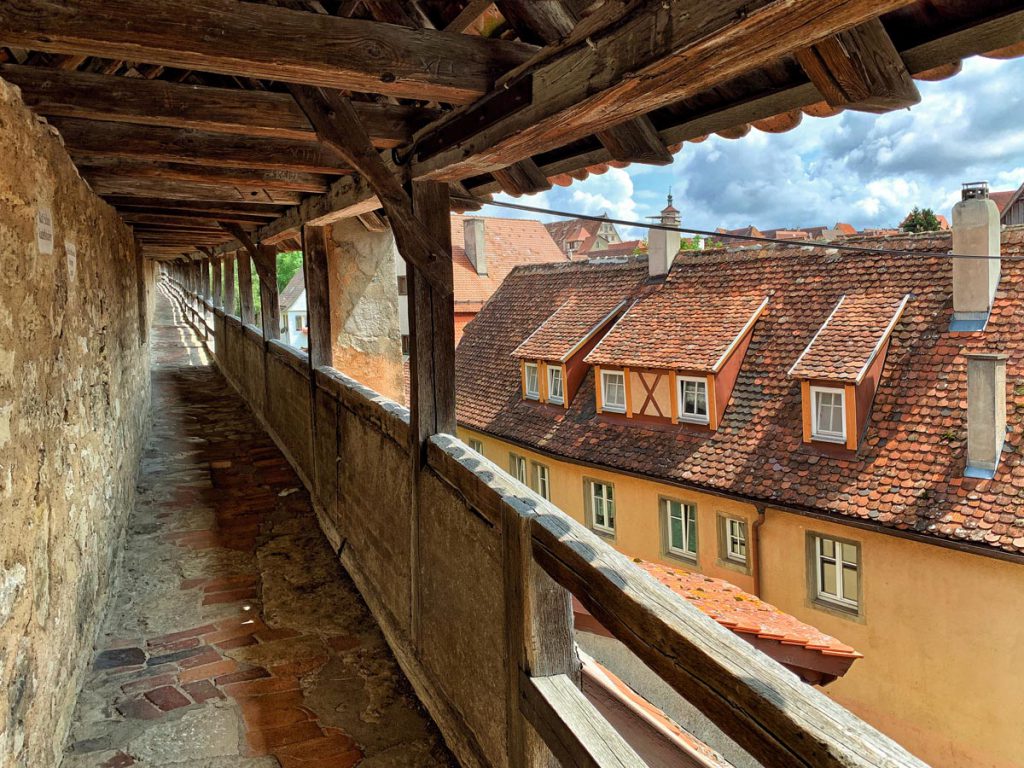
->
[490,56,1024,239]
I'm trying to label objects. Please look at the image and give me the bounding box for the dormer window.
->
[601,370,626,413]
[678,377,710,424]
[547,366,565,404]
[524,363,539,400]
[811,386,846,443]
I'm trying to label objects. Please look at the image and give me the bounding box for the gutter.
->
[751,505,767,597]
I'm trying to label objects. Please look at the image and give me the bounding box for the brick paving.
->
[61,291,454,768]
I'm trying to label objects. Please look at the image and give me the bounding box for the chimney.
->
[951,181,1000,331]
[965,353,1007,478]
[648,192,680,278]
[464,218,487,276]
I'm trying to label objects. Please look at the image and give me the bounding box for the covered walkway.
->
[60,291,454,768]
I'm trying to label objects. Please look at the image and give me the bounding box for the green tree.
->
[276,250,303,293]
[900,207,941,233]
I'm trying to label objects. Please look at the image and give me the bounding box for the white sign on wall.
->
[65,241,77,283]
[36,208,54,255]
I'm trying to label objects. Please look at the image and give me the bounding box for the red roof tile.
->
[585,288,768,372]
[513,294,628,362]
[455,227,1024,557]
[990,190,1015,213]
[789,293,909,382]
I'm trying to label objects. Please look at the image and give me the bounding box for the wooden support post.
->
[257,244,280,340]
[223,254,236,316]
[236,249,255,325]
[211,256,223,309]
[301,223,334,369]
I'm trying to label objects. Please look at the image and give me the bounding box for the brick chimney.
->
[951,181,1000,331]
[648,193,680,278]
[464,217,487,276]
[965,353,1007,478]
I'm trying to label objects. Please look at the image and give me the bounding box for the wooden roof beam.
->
[50,117,350,175]
[88,178,304,205]
[412,0,918,181]
[0,64,437,147]
[77,159,331,194]
[0,0,536,104]
[102,198,285,217]
[795,18,920,114]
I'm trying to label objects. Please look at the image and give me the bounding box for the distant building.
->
[991,180,1024,225]
[278,270,308,350]
[545,214,624,259]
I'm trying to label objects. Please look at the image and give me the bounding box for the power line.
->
[450,196,1009,262]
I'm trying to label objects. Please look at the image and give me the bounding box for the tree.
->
[900,207,941,233]
[276,250,304,293]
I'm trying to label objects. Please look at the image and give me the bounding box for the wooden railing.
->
[164,275,929,768]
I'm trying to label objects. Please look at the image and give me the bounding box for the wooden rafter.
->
[0,0,536,104]
[412,0,918,181]
[77,160,330,194]
[0,64,436,147]
[88,178,303,205]
[290,84,454,297]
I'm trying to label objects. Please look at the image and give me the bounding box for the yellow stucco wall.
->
[460,426,1024,768]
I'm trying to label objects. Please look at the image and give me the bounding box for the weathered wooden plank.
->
[290,85,453,296]
[412,0,916,180]
[301,224,333,369]
[491,159,552,196]
[444,0,493,33]
[257,244,280,341]
[0,0,535,104]
[119,209,277,226]
[529,511,927,768]
[595,116,673,165]
[79,159,331,194]
[795,19,920,113]
[50,117,349,174]
[223,254,236,316]
[0,63,433,147]
[90,177,304,205]
[211,253,223,309]
[236,249,256,325]
[519,674,642,768]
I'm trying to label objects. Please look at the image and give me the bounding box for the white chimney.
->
[464,218,487,276]
[951,181,1000,331]
[966,353,1007,478]
[648,193,681,278]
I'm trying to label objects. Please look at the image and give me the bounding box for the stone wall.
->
[327,218,404,402]
[0,78,153,767]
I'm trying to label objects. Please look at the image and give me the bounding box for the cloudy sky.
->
[490,56,1024,239]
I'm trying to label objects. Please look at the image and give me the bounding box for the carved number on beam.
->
[794,19,920,114]
[289,85,453,297]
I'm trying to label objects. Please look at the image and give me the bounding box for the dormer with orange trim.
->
[790,293,910,451]
[512,296,627,408]
[584,291,768,430]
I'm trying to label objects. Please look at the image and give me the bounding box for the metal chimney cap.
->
[961,181,990,200]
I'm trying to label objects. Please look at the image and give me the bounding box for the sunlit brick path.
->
[60,292,455,768]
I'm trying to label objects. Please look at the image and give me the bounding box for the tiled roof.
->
[279,270,305,313]
[990,190,1015,213]
[789,293,909,382]
[455,227,1024,557]
[577,239,645,260]
[545,218,597,252]
[513,294,628,362]
[585,289,767,372]
[453,214,567,308]
[637,561,861,661]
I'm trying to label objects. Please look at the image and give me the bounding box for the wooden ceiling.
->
[1,0,1021,265]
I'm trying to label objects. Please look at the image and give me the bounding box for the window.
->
[601,370,626,413]
[811,386,846,442]
[532,462,550,500]
[468,438,484,454]
[725,518,747,563]
[524,363,540,400]
[587,480,615,534]
[664,499,697,558]
[547,366,565,404]
[509,453,527,484]
[401,334,410,356]
[397,275,408,296]
[678,376,709,423]
[293,314,303,331]
[812,535,859,611]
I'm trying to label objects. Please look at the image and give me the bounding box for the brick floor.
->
[60,289,454,768]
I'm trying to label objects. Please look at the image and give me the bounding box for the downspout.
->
[751,505,767,597]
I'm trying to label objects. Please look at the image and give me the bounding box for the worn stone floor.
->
[60,291,455,768]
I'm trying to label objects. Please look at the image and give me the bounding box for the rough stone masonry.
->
[0,77,154,767]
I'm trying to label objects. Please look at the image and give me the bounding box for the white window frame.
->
[664,499,698,559]
[547,365,565,405]
[509,453,527,484]
[813,535,859,610]
[532,462,550,500]
[589,481,616,534]
[601,370,626,413]
[468,438,484,454]
[810,385,846,443]
[677,375,710,424]
[524,363,540,400]
[726,518,747,563]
